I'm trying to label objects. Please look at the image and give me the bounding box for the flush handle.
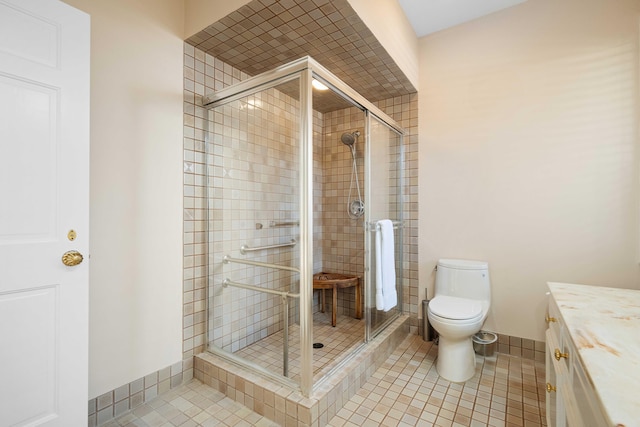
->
[62,250,84,267]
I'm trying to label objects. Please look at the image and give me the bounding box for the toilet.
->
[427,259,491,382]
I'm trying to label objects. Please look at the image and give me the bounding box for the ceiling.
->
[186,0,527,112]
[398,0,527,37]
[186,0,415,113]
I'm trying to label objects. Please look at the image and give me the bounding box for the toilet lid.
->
[429,296,482,320]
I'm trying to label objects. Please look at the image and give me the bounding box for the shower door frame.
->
[364,112,405,342]
[203,56,405,397]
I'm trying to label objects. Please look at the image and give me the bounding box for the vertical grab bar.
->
[222,278,298,377]
[282,294,289,377]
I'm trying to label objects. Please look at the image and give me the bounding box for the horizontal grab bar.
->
[223,278,300,299]
[223,255,300,273]
[255,220,299,229]
[270,220,299,227]
[240,239,296,255]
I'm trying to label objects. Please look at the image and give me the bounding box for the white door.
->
[0,0,89,426]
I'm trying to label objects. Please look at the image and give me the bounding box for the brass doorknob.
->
[546,383,556,393]
[545,314,556,323]
[62,250,84,267]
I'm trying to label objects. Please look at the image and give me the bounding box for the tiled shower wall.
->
[183,43,244,361]
[320,107,366,317]
[373,95,420,329]
[207,87,301,354]
[318,97,421,325]
[321,104,413,321]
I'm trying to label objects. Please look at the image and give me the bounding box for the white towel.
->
[375,219,397,312]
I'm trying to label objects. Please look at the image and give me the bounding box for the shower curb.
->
[194,315,410,426]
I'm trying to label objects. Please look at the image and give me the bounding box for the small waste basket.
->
[422,300,437,342]
[472,331,497,357]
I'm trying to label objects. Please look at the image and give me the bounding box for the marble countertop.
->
[548,282,640,427]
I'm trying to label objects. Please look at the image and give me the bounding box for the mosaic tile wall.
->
[319,104,413,323]
[184,45,330,363]
[320,106,366,317]
[372,94,420,330]
[183,43,246,361]
[206,84,302,357]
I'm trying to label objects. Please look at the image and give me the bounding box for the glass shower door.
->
[364,112,404,340]
[205,76,303,388]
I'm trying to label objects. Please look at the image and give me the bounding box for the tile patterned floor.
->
[108,334,546,427]
[234,311,364,383]
[102,380,278,427]
[328,335,546,427]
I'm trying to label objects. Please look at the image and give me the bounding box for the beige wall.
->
[418,0,640,341]
[347,0,419,90]
[61,0,184,398]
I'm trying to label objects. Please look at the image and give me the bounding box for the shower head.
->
[340,131,360,147]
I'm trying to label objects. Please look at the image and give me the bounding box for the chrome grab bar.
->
[240,239,296,255]
[270,220,299,227]
[222,278,300,299]
[223,278,299,377]
[255,221,299,229]
[223,255,300,273]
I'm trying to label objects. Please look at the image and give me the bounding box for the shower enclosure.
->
[203,57,405,397]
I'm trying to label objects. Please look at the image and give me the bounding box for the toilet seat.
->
[429,296,482,321]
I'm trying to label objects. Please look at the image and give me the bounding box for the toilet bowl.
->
[427,259,490,382]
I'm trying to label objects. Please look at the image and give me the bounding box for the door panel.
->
[0,287,58,426]
[0,0,89,425]
[0,76,58,242]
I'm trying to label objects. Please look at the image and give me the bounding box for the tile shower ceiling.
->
[185,0,416,112]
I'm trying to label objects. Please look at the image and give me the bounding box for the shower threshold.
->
[194,314,410,426]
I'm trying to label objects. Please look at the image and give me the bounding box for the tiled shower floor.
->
[234,311,364,383]
[107,334,546,427]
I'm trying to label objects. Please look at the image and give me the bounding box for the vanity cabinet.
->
[545,296,608,427]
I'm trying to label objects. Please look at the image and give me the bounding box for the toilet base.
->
[435,335,477,383]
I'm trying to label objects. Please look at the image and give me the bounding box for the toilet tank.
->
[435,259,490,302]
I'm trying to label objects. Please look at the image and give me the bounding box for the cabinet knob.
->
[554,348,569,361]
[545,314,556,323]
[546,383,556,393]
